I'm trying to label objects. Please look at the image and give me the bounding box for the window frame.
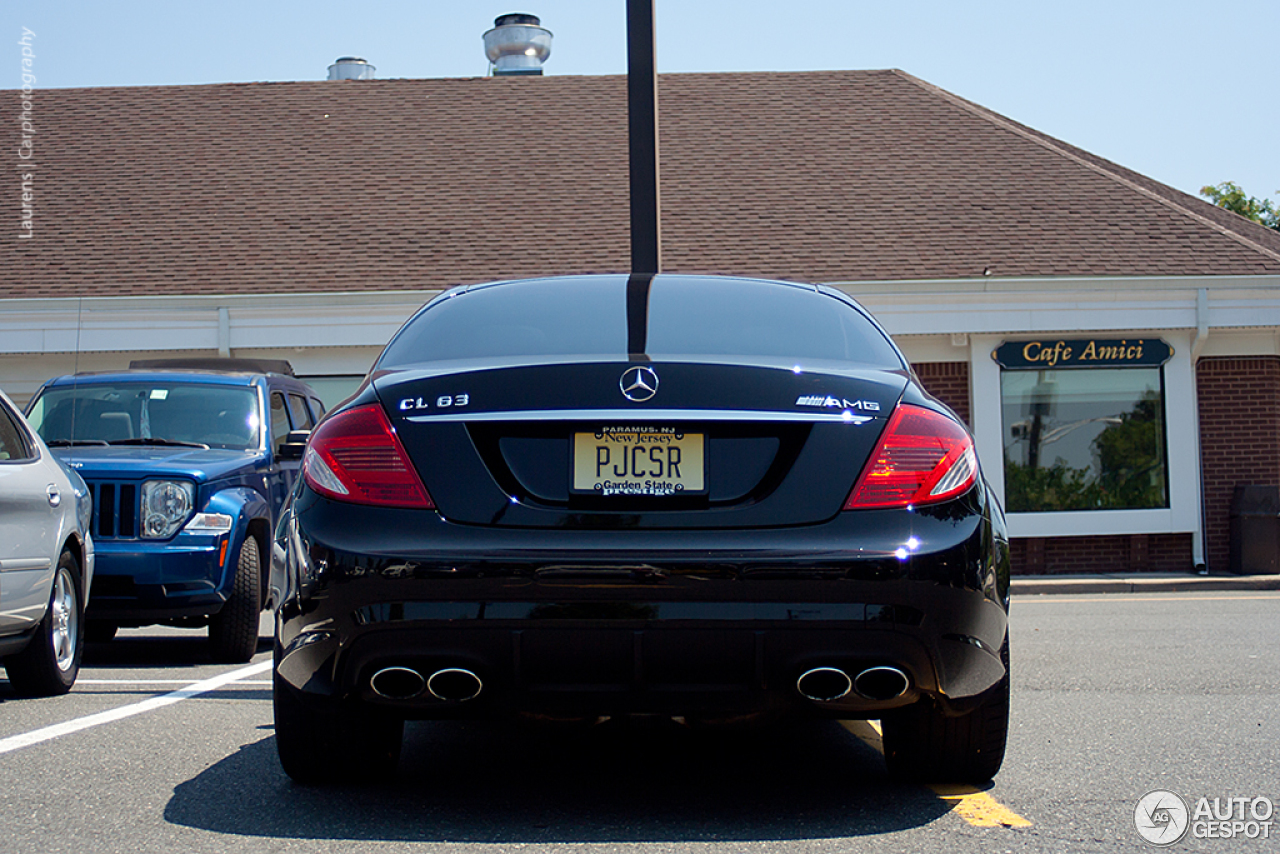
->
[0,399,36,463]
[286,392,314,429]
[269,391,293,452]
[971,331,1202,538]
[998,363,1171,514]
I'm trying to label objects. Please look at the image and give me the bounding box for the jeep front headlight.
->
[140,480,195,539]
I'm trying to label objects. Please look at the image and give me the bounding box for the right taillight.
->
[303,404,435,509]
[844,404,977,510]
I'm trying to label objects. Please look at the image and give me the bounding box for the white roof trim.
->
[2,276,1279,355]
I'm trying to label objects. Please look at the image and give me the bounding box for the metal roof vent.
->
[327,57,375,80]
[483,14,552,76]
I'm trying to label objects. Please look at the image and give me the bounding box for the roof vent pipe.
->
[327,57,375,80]
[484,14,552,76]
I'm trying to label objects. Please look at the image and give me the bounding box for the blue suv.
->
[25,359,324,662]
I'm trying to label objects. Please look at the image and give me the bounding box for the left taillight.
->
[303,404,435,509]
[844,404,978,510]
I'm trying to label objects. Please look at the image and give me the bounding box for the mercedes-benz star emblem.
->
[620,366,659,402]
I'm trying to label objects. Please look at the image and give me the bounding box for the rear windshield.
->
[379,278,903,369]
[28,382,261,451]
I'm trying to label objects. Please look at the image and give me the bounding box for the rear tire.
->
[273,669,404,785]
[208,534,262,664]
[881,638,1010,784]
[5,549,84,697]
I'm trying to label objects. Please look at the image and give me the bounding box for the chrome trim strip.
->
[0,557,53,572]
[402,408,877,424]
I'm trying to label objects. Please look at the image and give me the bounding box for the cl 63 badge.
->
[399,394,470,411]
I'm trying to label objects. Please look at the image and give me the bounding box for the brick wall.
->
[1196,356,1280,571]
[912,361,971,427]
[1008,534,1193,574]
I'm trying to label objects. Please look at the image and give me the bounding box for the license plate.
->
[572,427,705,496]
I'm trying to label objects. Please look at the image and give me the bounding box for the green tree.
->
[1003,456,1100,512]
[1091,390,1166,508]
[1200,181,1280,232]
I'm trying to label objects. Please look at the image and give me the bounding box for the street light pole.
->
[627,0,661,275]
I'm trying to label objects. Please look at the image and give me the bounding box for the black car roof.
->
[379,273,904,371]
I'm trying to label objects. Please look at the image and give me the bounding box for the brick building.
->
[4,69,1279,573]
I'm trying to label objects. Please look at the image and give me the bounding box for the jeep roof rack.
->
[127,357,296,376]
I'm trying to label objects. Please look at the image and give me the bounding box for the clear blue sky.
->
[9,1,1276,201]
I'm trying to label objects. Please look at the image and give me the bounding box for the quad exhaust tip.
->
[796,667,853,702]
[370,666,483,702]
[796,666,910,702]
[426,668,483,702]
[370,666,427,700]
[853,666,910,701]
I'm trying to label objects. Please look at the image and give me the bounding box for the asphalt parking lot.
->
[2,589,1278,853]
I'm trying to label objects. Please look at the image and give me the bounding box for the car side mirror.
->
[276,429,311,461]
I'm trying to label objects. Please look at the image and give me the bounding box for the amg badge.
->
[796,395,881,411]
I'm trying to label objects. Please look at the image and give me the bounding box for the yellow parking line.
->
[927,784,1032,827]
[840,719,1031,828]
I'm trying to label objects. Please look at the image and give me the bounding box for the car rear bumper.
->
[274,489,1010,719]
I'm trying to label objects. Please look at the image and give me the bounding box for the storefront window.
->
[1000,367,1168,512]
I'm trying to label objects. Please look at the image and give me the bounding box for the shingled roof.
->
[5,69,1279,300]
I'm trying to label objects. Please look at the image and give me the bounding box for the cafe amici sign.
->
[993,338,1174,370]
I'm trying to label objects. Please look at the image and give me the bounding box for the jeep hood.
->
[50,446,264,483]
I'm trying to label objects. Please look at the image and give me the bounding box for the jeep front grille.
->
[91,481,138,540]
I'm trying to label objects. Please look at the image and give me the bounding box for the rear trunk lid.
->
[373,358,907,529]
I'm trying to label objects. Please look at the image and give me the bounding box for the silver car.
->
[0,389,94,696]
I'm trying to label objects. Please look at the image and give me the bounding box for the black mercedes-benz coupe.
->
[270,274,1011,784]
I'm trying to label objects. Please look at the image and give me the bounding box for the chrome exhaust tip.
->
[370,666,426,700]
[853,666,910,701]
[427,668,483,702]
[796,667,853,702]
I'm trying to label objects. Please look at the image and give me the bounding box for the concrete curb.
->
[1011,573,1280,595]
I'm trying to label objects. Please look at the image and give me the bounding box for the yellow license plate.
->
[572,428,705,496]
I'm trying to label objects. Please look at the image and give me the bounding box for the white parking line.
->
[75,679,272,685]
[0,660,272,757]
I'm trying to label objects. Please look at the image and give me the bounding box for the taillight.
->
[303,404,435,509]
[845,404,977,510]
